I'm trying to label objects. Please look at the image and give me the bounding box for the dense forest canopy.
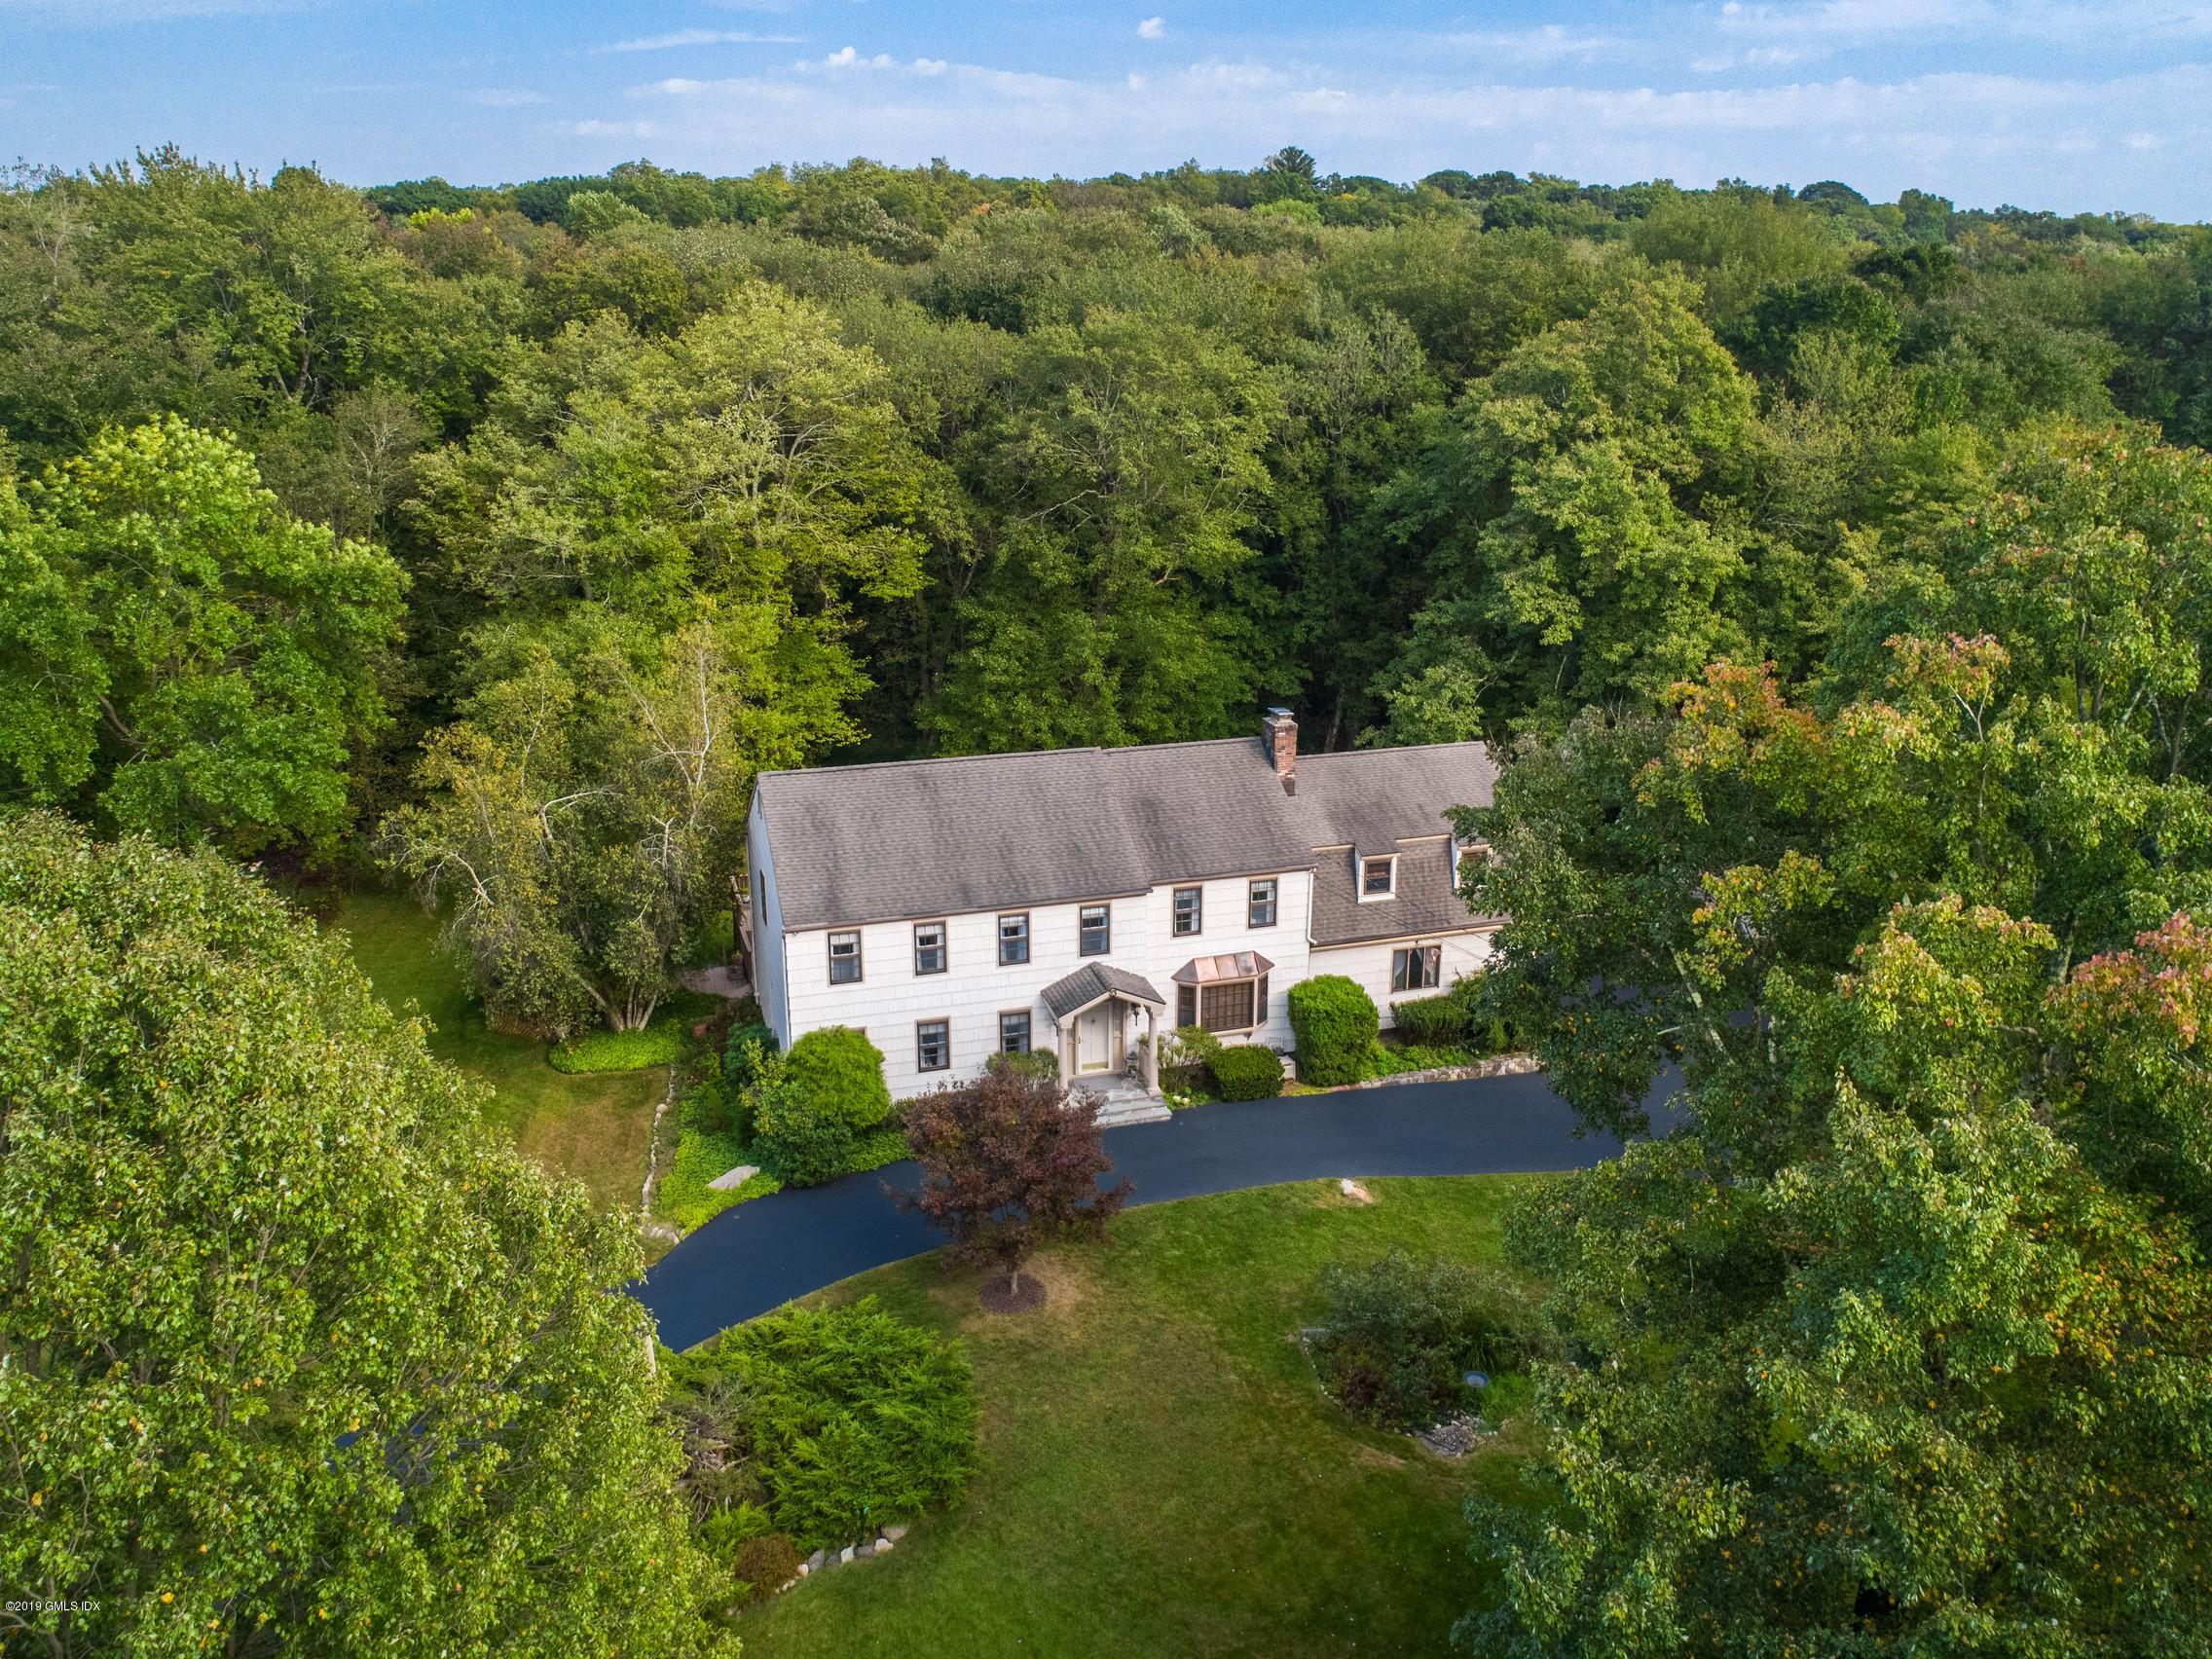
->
[6,142,2212,1653]
[2,143,2210,1029]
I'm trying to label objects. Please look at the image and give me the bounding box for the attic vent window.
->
[1361,855,1396,898]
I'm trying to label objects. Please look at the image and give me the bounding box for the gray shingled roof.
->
[754,732,1497,936]
[1307,837,1506,947]
[1041,962,1165,1021]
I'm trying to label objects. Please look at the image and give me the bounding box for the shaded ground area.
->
[641,1067,1669,1350]
[736,1176,1535,1659]
[332,890,662,1210]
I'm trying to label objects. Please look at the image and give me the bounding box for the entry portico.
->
[1042,962,1165,1091]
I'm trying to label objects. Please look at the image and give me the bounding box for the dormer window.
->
[1454,838,1489,888]
[1360,855,1396,899]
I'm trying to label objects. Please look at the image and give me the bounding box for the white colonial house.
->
[741,709,1500,1119]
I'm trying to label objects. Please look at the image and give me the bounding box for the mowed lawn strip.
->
[332,890,662,1210]
[739,1175,1540,1659]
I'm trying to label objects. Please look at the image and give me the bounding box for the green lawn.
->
[330,889,664,1210]
[741,1175,1540,1659]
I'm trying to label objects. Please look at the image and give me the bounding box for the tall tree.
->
[923,309,1286,751]
[1363,275,1758,728]
[383,605,834,1035]
[0,813,721,1657]
[0,416,406,854]
[1456,429,2212,1654]
[1466,899,2212,1656]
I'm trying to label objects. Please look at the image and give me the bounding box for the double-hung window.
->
[998,912,1030,966]
[1247,878,1277,928]
[1362,856,1396,898]
[1391,945,1442,993]
[828,931,863,984]
[1079,903,1111,956]
[916,1019,950,1072]
[1172,886,1203,937]
[914,920,947,976]
[1000,1010,1031,1053]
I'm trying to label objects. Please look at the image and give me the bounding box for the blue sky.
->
[4,1,2209,218]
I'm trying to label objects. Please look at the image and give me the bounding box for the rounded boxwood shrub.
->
[751,1027,892,1185]
[783,1025,890,1131]
[1207,1044,1284,1101]
[1389,992,1469,1047]
[1288,975,1379,1086]
[752,1074,855,1186]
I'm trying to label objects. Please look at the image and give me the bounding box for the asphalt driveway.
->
[636,1068,1671,1350]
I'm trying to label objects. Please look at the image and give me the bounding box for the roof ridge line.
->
[1299,739,1493,759]
[756,745,1111,782]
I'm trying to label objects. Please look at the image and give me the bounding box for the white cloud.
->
[1448,23,1622,63]
[914,57,948,76]
[573,118,658,138]
[804,45,896,70]
[610,57,2210,217]
[1716,0,2212,44]
[596,29,802,54]
[472,89,546,108]
[1137,16,1164,40]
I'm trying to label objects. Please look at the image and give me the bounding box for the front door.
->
[1076,1003,1113,1073]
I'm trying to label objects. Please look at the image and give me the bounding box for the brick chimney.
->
[1261,707,1297,795]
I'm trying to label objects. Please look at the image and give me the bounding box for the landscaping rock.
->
[874,1535,893,1552]
[856,1542,876,1559]
[804,1549,826,1572]
[838,1546,855,1566]
[1415,1413,1488,1457]
[795,1563,808,1577]
[707,1162,760,1192]
[884,1524,908,1543]
[1339,1177,1375,1203]
[640,1219,682,1246]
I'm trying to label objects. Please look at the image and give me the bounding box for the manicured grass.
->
[740,1175,1540,1659]
[330,890,663,1210]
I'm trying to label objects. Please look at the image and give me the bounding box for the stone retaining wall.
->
[1336,1052,1541,1090]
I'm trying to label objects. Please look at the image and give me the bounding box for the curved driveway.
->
[636,1069,1669,1350]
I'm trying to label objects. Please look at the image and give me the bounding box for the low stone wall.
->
[1336,1052,1541,1091]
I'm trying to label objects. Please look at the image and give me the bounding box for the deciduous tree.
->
[897,1066,1131,1304]
[0,813,721,1658]
[0,416,405,854]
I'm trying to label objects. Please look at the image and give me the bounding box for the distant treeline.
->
[3,143,2211,1026]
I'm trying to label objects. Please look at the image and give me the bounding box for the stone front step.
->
[1094,1099,1173,1127]
[1077,1082,1172,1128]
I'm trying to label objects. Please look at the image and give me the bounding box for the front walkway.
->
[634,1067,1675,1350]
